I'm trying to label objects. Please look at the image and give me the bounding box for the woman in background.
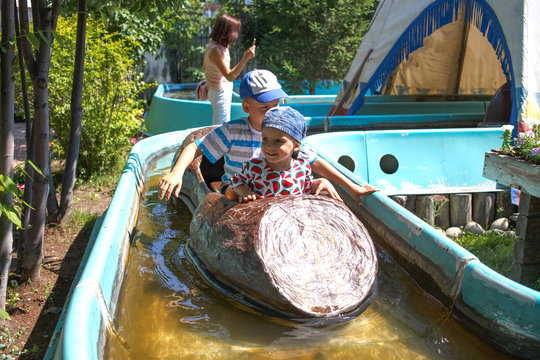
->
[204,14,256,124]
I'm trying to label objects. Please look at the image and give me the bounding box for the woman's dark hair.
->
[209,14,241,47]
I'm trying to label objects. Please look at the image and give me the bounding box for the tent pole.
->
[325,49,373,131]
[455,20,471,94]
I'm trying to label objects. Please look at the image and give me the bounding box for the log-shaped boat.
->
[175,127,378,319]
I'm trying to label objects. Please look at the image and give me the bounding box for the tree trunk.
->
[14,0,34,266]
[59,0,87,223]
[21,76,50,281]
[0,0,16,310]
[19,0,60,282]
[18,126,34,269]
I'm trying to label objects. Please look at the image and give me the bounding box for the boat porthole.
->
[338,155,356,173]
[380,154,398,174]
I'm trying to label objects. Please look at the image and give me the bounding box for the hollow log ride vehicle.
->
[172,127,379,320]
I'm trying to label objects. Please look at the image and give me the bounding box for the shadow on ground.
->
[19,220,94,359]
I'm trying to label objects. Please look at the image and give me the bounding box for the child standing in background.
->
[204,14,256,125]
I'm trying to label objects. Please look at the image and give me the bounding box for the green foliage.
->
[0,324,27,358]
[428,194,448,226]
[5,289,20,312]
[0,162,42,229]
[242,0,378,93]
[513,124,540,164]
[454,231,514,277]
[100,8,166,64]
[48,16,152,179]
[67,210,98,231]
[500,124,540,164]
[533,278,540,292]
[78,1,198,68]
[161,1,207,82]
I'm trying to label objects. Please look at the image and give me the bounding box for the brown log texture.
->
[189,192,378,318]
[177,127,378,318]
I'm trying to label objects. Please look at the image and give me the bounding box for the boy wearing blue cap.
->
[159,69,377,202]
[231,107,314,202]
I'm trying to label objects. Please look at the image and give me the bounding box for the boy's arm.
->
[159,142,202,200]
[310,157,378,204]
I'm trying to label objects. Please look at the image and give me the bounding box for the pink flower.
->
[429,194,448,202]
[17,184,25,191]
[131,137,138,144]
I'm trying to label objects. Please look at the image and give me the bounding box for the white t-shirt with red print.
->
[231,158,313,197]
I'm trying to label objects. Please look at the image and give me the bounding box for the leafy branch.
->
[0,161,44,229]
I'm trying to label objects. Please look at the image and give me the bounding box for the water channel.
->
[105,157,516,359]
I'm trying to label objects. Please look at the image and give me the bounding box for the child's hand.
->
[312,178,343,202]
[239,193,263,203]
[349,184,379,205]
[233,185,262,203]
[159,171,183,201]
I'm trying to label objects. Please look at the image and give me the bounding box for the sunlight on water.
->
[105,154,514,359]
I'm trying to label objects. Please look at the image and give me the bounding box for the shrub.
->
[49,16,153,179]
[454,231,514,276]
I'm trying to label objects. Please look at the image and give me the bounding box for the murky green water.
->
[164,90,199,101]
[105,158,515,359]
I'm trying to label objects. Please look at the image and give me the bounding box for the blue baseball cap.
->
[262,106,306,143]
[240,69,288,103]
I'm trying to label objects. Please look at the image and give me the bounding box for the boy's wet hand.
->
[159,174,182,201]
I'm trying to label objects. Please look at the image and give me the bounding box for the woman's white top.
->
[203,39,231,89]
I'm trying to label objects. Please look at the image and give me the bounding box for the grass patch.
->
[454,231,514,277]
[74,170,121,195]
[68,210,98,231]
[533,278,540,292]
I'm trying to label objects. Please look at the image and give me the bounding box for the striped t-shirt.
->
[196,117,317,182]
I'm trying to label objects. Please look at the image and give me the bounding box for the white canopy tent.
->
[330,0,540,132]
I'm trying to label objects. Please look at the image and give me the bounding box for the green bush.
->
[49,16,152,179]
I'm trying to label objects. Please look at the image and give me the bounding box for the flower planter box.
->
[483,151,540,197]
[483,150,540,286]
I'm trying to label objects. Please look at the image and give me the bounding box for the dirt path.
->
[14,122,27,164]
[4,123,114,359]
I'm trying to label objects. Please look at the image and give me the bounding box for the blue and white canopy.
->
[331,0,540,131]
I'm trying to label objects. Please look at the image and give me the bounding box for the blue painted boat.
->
[304,127,504,195]
[143,81,493,136]
[46,125,540,359]
[143,82,340,136]
[304,129,540,357]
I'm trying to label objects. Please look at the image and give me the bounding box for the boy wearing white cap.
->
[159,69,377,202]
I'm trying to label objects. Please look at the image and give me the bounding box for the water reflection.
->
[106,159,516,359]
